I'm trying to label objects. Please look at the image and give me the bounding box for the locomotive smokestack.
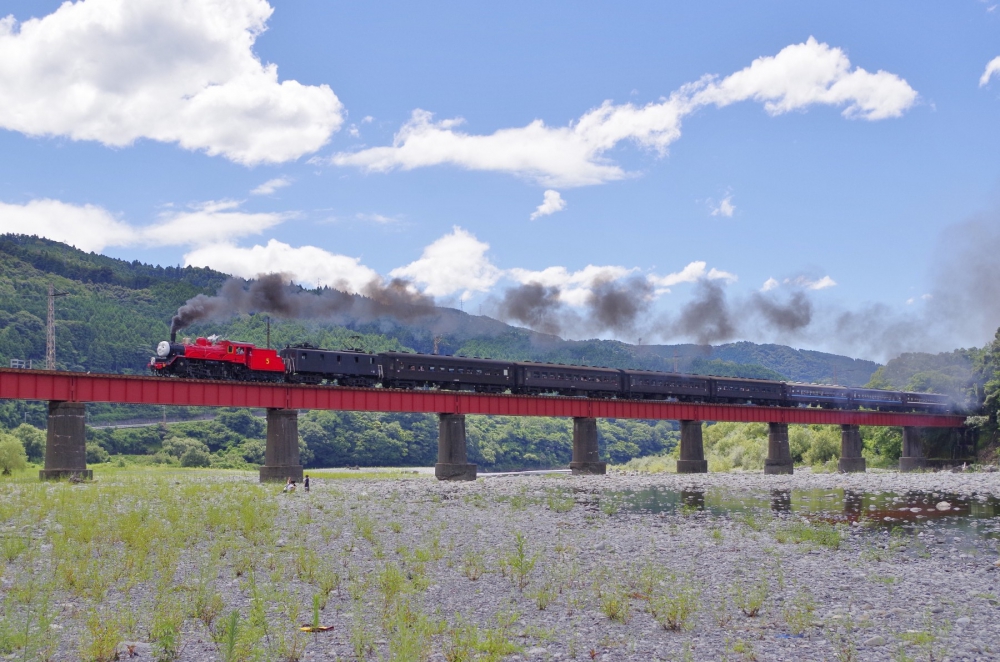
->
[170,329,177,343]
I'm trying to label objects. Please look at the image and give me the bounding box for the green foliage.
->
[801,427,841,466]
[703,422,767,471]
[733,575,769,617]
[161,436,210,459]
[85,442,110,464]
[782,588,816,635]
[976,330,1000,458]
[503,532,538,591]
[694,340,877,386]
[300,410,435,468]
[0,434,28,475]
[862,426,903,464]
[774,521,842,549]
[10,424,44,463]
[649,575,699,631]
[180,447,212,468]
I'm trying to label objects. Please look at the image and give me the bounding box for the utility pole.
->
[47,283,69,370]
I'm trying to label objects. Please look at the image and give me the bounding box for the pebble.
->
[864,636,887,647]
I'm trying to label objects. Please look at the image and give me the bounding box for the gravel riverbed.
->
[5,469,1000,661]
[251,470,1000,662]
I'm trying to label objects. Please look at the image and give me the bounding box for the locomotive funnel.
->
[170,329,177,343]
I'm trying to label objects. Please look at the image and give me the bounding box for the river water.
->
[601,486,1000,546]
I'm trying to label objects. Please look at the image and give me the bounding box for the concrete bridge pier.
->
[435,414,477,481]
[899,426,926,472]
[570,417,606,475]
[677,420,708,473]
[764,423,793,474]
[40,401,92,480]
[259,408,303,483]
[838,424,866,473]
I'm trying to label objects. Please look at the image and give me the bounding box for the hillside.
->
[866,348,985,407]
[2,234,871,383]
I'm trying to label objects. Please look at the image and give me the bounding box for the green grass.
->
[774,520,842,549]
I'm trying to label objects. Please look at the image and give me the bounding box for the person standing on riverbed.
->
[304,475,310,493]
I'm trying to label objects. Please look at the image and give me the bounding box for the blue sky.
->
[1,0,999,360]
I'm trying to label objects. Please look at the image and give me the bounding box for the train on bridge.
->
[149,336,954,414]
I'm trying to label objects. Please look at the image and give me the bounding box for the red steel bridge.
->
[0,368,968,481]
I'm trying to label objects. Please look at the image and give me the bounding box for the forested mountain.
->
[1,234,872,384]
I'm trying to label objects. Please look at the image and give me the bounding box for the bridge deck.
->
[0,368,966,427]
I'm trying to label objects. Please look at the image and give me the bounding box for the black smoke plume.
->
[751,290,812,331]
[586,277,654,335]
[170,273,434,335]
[495,277,654,337]
[670,280,736,344]
[496,282,563,335]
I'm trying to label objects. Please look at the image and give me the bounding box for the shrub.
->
[11,424,45,463]
[162,436,210,459]
[86,442,110,464]
[180,447,212,468]
[802,427,840,465]
[0,434,28,475]
[703,422,767,471]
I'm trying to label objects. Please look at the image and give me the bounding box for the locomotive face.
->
[156,341,171,357]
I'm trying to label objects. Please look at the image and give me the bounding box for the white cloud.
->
[710,194,735,217]
[530,190,566,220]
[331,37,916,187]
[389,227,501,300]
[761,277,779,292]
[787,275,837,290]
[980,56,1000,87]
[184,239,380,291]
[691,37,917,120]
[0,0,343,164]
[647,261,738,293]
[0,198,137,252]
[251,177,292,195]
[355,213,399,225]
[1,197,290,250]
[145,201,291,246]
[507,264,636,306]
